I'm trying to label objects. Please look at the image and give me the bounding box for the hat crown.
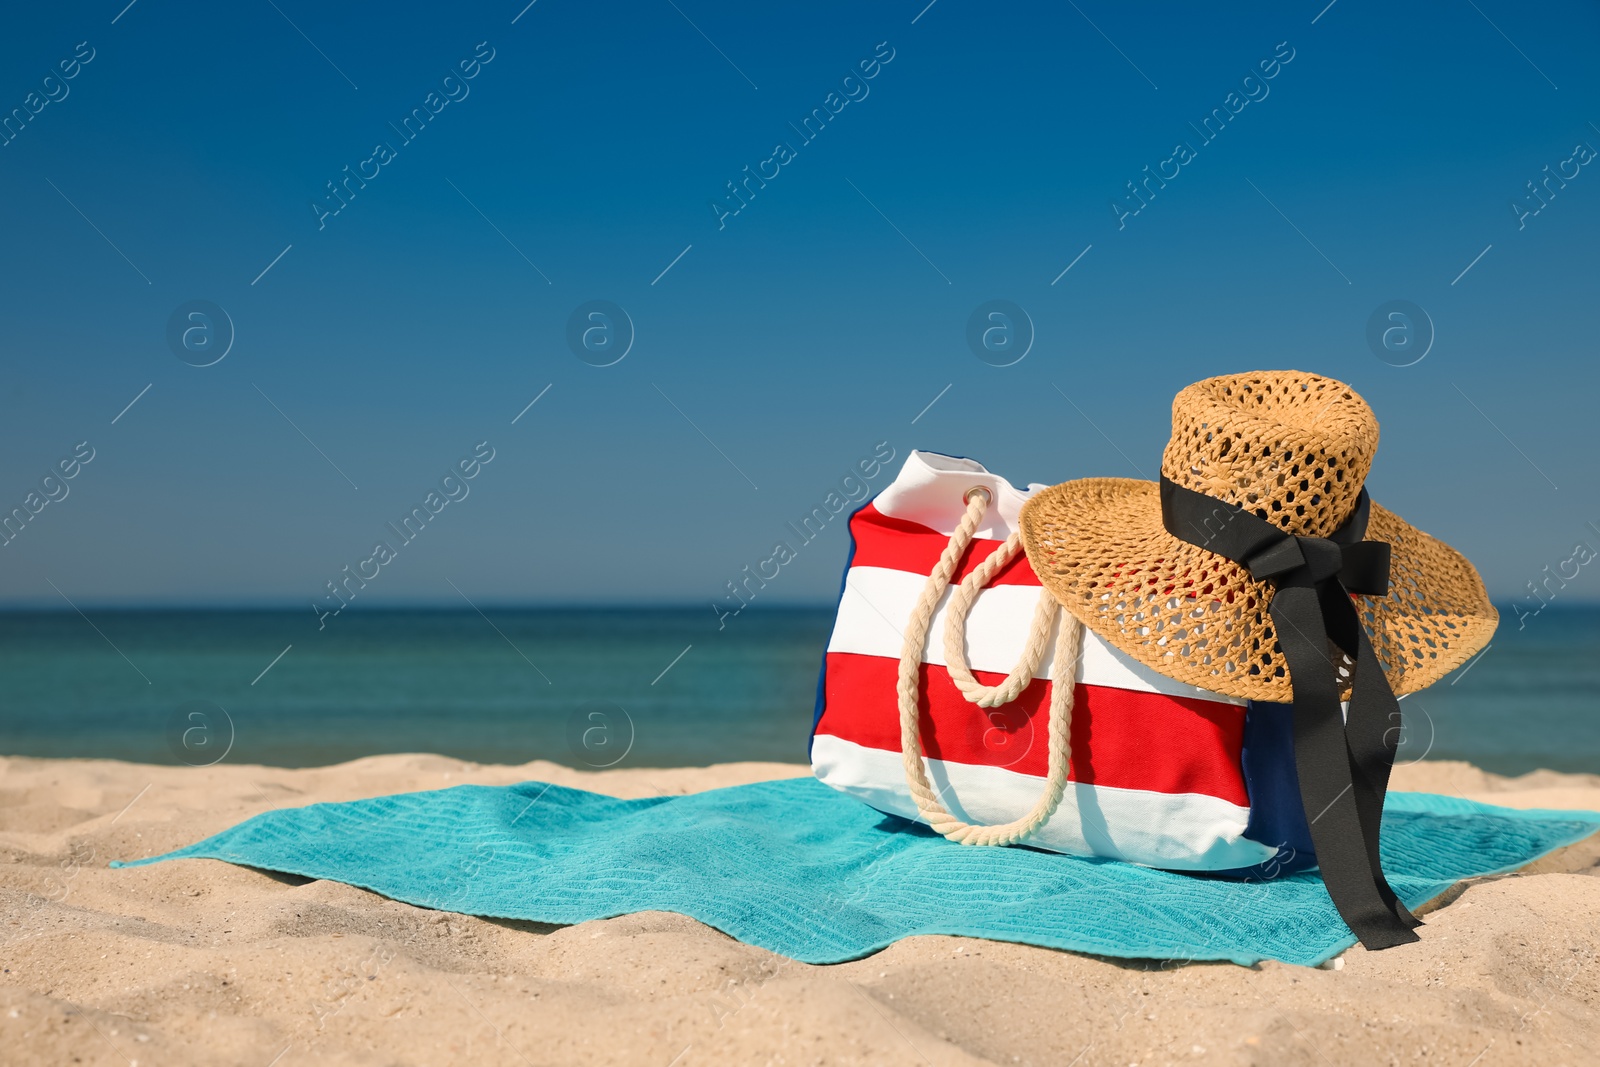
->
[1160,371,1378,538]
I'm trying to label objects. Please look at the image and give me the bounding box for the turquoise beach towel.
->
[114,776,1600,967]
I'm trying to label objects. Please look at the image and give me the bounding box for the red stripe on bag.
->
[816,652,1250,806]
[847,505,1042,586]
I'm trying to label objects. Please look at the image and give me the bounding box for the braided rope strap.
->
[897,488,1085,846]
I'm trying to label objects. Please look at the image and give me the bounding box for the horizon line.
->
[0,600,1593,614]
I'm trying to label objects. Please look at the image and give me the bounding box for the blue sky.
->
[1,0,1597,611]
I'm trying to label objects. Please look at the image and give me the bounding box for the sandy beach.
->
[3,755,1598,1067]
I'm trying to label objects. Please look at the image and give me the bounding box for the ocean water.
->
[0,607,1595,776]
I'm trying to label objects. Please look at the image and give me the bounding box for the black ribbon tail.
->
[1157,474,1419,950]
[1335,601,1421,929]
[1274,590,1419,948]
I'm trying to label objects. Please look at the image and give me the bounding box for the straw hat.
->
[1018,371,1497,701]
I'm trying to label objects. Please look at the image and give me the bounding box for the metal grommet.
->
[963,486,992,506]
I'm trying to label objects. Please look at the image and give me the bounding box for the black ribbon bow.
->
[1159,476,1420,950]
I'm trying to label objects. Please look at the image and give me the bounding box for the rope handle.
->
[897,487,1084,846]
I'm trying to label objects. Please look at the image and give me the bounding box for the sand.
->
[3,755,1598,1066]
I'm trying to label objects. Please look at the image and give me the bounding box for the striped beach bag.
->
[810,450,1310,874]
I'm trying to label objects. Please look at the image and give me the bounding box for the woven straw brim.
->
[1018,478,1498,701]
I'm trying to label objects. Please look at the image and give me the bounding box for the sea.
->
[1,607,1596,777]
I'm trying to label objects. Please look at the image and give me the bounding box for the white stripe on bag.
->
[828,565,1245,705]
